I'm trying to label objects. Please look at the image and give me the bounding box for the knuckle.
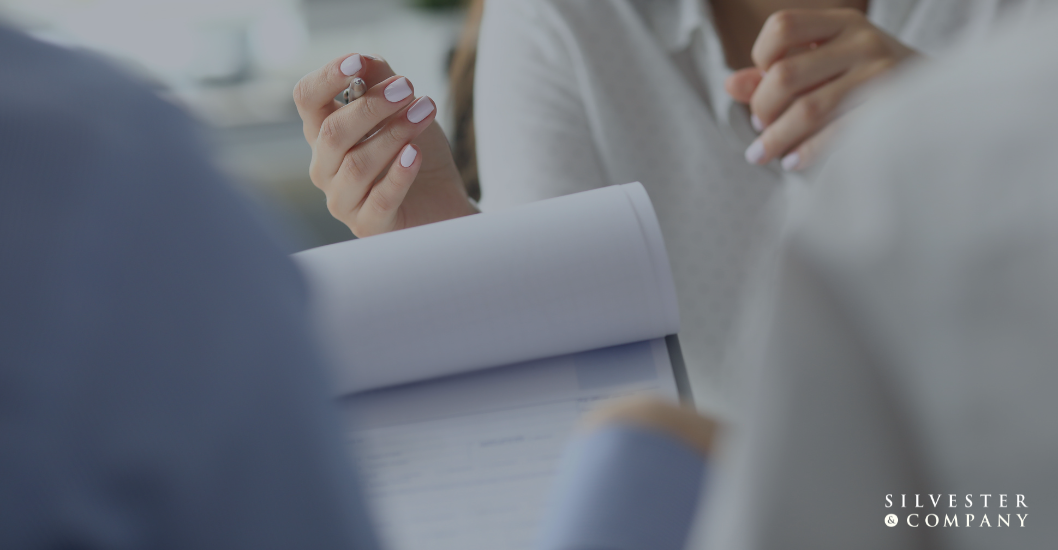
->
[870,57,898,75]
[853,29,886,56]
[292,78,309,106]
[369,185,400,216]
[308,159,326,188]
[766,10,797,41]
[795,94,828,121]
[771,60,798,89]
[324,194,345,221]
[750,46,767,69]
[340,149,370,182]
[317,115,344,146]
[380,121,413,147]
[353,96,385,125]
[326,192,364,234]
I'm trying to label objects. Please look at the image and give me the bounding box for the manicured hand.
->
[726,9,918,170]
[294,53,477,237]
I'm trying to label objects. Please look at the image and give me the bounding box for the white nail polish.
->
[745,139,765,164]
[384,77,413,102]
[400,144,418,167]
[781,152,800,171]
[407,96,435,123]
[340,54,362,76]
[751,114,764,133]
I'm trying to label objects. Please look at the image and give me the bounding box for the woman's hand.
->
[726,9,918,171]
[294,53,477,237]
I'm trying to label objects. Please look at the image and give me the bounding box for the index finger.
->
[293,53,396,145]
[751,8,860,70]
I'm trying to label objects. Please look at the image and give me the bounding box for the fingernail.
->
[407,96,435,123]
[781,152,800,171]
[751,114,764,133]
[362,54,378,60]
[400,144,418,167]
[745,139,765,164]
[340,54,362,76]
[384,77,413,102]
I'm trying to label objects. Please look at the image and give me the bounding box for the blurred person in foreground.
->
[0,25,381,548]
[544,7,1058,550]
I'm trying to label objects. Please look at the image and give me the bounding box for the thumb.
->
[725,68,764,104]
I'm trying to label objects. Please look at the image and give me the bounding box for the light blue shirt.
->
[540,426,707,550]
[0,26,380,549]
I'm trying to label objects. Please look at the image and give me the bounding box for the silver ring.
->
[343,77,367,105]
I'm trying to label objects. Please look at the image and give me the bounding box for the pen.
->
[343,77,366,105]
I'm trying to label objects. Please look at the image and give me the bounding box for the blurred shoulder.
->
[0,26,193,139]
[0,25,288,266]
[0,25,242,225]
[792,7,1058,273]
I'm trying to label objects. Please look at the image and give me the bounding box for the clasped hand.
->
[726,9,918,170]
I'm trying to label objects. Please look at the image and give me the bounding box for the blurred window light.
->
[0,0,308,86]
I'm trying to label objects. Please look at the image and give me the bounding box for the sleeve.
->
[539,426,706,550]
[474,0,610,210]
[0,38,381,550]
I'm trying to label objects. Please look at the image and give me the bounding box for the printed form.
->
[344,339,678,550]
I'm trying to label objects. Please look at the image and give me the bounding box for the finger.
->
[579,396,716,457]
[751,8,862,69]
[335,96,436,194]
[357,144,423,236]
[326,96,437,221]
[778,118,845,171]
[293,53,396,144]
[745,63,880,165]
[725,68,764,104]
[310,76,418,186]
[749,32,862,125]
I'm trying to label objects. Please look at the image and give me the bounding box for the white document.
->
[293,183,684,550]
[344,338,678,550]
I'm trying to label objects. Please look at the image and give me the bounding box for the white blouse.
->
[474,0,1036,414]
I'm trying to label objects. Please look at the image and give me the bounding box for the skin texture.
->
[722,6,918,169]
[293,54,476,237]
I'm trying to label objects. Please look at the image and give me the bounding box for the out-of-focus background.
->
[0,0,470,250]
